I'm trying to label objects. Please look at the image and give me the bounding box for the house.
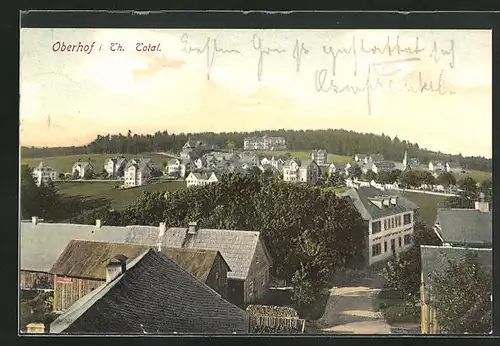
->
[368,154,384,163]
[342,187,419,266]
[311,149,328,165]
[194,157,208,169]
[49,249,249,334]
[260,157,271,166]
[243,136,286,151]
[49,240,232,312]
[282,159,320,185]
[354,154,368,163]
[124,158,154,187]
[432,193,492,248]
[185,171,219,188]
[104,157,128,177]
[445,161,463,173]
[71,161,93,179]
[20,218,162,298]
[32,162,58,187]
[428,161,445,172]
[270,157,285,172]
[371,161,397,174]
[238,154,261,168]
[420,245,492,334]
[162,222,273,308]
[165,158,192,178]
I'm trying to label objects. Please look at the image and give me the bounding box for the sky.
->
[20,29,492,158]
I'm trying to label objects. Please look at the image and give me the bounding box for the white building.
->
[104,157,128,177]
[185,171,219,188]
[282,159,320,185]
[243,135,287,151]
[311,150,328,165]
[428,161,445,172]
[71,161,93,179]
[342,186,419,266]
[32,162,58,187]
[124,159,154,187]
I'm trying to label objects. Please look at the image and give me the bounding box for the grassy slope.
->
[457,170,492,183]
[21,153,173,173]
[55,180,186,210]
[397,191,447,226]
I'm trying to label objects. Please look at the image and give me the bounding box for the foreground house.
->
[20,218,162,296]
[71,161,93,179]
[162,222,273,308]
[49,240,231,312]
[104,157,128,177]
[420,245,492,334]
[49,249,249,334]
[342,187,419,266]
[124,158,154,187]
[32,162,58,187]
[282,159,320,185]
[432,193,492,248]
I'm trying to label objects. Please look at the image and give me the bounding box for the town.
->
[20,132,492,335]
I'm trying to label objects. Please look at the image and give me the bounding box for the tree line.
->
[21,128,492,172]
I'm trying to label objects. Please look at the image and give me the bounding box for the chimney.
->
[96,219,102,228]
[26,323,45,334]
[188,221,199,235]
[390,197,398,205]
[31,216,38,225]
[474,192,489,212]
[106,255,128,283]
[157,222,167,251]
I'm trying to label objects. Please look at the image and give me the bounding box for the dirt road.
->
[308,265,392,334]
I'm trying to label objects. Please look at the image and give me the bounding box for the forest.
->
[21,128,492,172]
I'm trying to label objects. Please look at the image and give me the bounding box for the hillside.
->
[20,128,491,172]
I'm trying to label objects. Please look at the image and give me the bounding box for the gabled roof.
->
[420,245,492,287]
[161,228,268,281]
[311,149,327,155]
[341,187,418,220]
[435,208,492,246]
[50,249,249,334]
[163,247,231,282]
[20,222,160,273]
[369,154,385,162]
[73,161,92,168]
[49,240,151,280]
[355,154,368,159]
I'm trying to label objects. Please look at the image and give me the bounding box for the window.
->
[372,243,382,257]
[399,237,402,247]
[391,218,395,228]
[404,213,412,225]
[391,239,395,251]
[384,241,388,253]
[404,234,412,245]
[372,221,381,234]
[383,219,388,230]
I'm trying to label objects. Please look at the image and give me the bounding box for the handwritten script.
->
[178,33,456,114]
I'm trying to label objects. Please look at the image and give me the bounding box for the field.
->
[397,191,448,226]
[21,153,174,173]
[456,170,492,183]
[55,180,186,210]
[255,151,352,164]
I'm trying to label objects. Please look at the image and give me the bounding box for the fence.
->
[250,315,306,333]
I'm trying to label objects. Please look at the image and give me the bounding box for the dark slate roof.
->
[446,161,462,169]
[435,209,492,246]
[420,245,492,287]
[20,222,160,273]
[369,154,384,162]
[341,187,417,220]
[50,249,249,334]
[162,228,269,281]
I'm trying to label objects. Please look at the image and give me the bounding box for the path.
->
[308,264,392,334]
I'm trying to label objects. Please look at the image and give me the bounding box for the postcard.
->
[19,23,492,336]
